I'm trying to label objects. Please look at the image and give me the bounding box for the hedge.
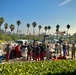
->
[0,60,76,75]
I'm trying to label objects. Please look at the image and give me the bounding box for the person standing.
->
[43,44,46,57]
[55,43,58,55]
[15,43,22,58]
[62,43,67,56]
[67,44,70,56]
[5,44,11,62]
[58,44,62,56]
[27,45,32,61]
[40,44,44,61]
[0,47,3,63]
[46,45,50,60]
[32,44,36,60]
[35,45,40,61]
[71,43,76,59]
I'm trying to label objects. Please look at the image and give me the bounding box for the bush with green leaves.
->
[0,60,76,75]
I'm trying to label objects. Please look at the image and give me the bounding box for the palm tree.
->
[38,25,42,35]
[32,21,37,36]
[0,17,4,31]
[56,24,60,29]
[56,24,60,39]
[67,24,70,34]
[27,23,30,35]
[9,24,15,34]
[4,23,8,33]
[17,20,21,34]
[48,26,51,35]
[66,24,70,56]
[56,28,59,33]
[44,26,48,34]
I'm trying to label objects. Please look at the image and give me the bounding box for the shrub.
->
[0,60,76,75]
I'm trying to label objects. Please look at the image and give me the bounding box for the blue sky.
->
[0,0,76,35]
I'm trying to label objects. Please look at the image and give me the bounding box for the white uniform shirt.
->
[0,50,3,56]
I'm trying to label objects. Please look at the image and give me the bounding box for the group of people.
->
[55,43,76,59]
[16,42,51,61]
[5,42,54,62]
[2,41,76,62]
[5,43,22,61]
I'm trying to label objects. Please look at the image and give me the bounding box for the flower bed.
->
[0,60,76,75]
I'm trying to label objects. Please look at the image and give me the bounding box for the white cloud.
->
[58,0,72,6]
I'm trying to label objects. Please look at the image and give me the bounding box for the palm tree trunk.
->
[33,27,35,36]
[57,33,58,39]
[48,30,50,35]
[5,29,6,34]
[34,28,35,36]
[27,28,29,35]
[67,29,69,36]
[0,26,1,31]
[13,30,14,35]
[17,26,18,34]
[66,29,69,40]
[39,29,40,35]
[27,28,28,35]
[33,27,34,35]
[33,27,35,40]
[45,30,46,35]
[11,31,12,35]
[4,29,6,41]
[48,30,49,34]
[17,26,19,34]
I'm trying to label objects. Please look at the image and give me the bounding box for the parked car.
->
[15,39,28,45]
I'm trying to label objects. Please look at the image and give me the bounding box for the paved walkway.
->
[1,55,73,64]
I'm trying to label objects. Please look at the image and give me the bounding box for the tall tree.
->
[32,21,37,36]
[27,23,30,35]
[38,25,42,35]
[56,24,60,39]
[9,24,15,34]
[0,17,4,31]
[66,24,70,41]
[4,23,8,33]
[56,28,59,33]
[48,26,51,35]
[67,24,70,34]
[56,24,60,29]
[17,20,21,34]
[44,26,48,34]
